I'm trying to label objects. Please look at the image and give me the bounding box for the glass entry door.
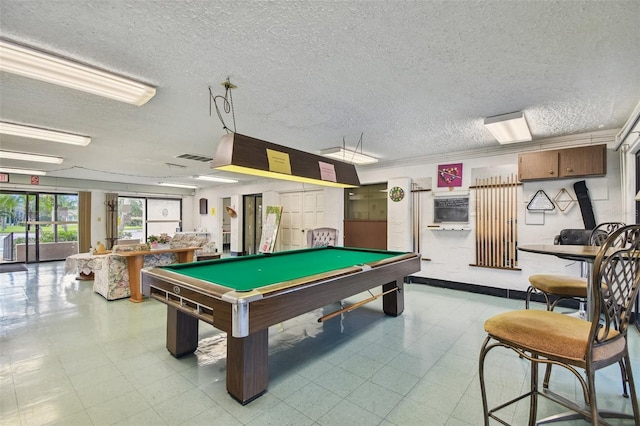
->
[0,191,79,263]
[0,192,26,263]
[26,193,79,263]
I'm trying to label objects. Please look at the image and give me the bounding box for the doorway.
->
[0,191,79,263]
[279,190,325,251]
[343,183,388,249]
[243,194,263,255]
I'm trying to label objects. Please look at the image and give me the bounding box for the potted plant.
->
[148,233,172,250]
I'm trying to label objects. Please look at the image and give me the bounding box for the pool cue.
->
[492,177,498,267]
[500,176,505,267]
[475,178,479,265]
[479,178,485,266]
[317,287,399,323]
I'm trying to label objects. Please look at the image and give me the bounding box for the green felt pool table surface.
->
[162,246,405,292]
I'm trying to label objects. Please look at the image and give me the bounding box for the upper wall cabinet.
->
[518,144,607,181]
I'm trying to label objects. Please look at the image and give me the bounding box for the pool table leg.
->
[166,306,199,357]
[226,329,268,405]
[382,279,404,316]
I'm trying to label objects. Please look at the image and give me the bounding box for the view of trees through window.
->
[117,197,181,243]
[0,192,181,262]
[0,192,78,262]
[118,197,145,241]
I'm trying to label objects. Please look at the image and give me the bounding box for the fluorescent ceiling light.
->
[0,150,63,164]
[320,147,378,165]
[158,182,198,189]
[484,111,532,144]
[0,39,156,106]
[0,121,91,146]
[212,133,360,188]
[195,175,238,183]
[0,167,46,176]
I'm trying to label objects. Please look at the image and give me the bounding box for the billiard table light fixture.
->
[211,133,360,188]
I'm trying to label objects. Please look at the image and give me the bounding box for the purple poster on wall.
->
[437,163,463,187]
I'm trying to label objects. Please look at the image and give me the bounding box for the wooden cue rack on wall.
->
[470,174,520,270]
[411,184,431,260]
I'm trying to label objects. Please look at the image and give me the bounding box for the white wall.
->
[194,180,345,255]
[358,143,623,292]
[189,141,625,293]
[90,191,107,248]
[387,177,412,252]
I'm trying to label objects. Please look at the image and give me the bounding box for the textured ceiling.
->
[1,0,639,188]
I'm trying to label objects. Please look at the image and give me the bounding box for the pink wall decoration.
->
[437,163,463,187]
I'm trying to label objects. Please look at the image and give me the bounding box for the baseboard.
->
[408,276,580,310]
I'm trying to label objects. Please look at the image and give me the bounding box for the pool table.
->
[141,246,420,404]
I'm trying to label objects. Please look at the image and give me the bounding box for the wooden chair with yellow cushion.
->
[479,224,640,425]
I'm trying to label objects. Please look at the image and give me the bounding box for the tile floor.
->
[0,262,638,425]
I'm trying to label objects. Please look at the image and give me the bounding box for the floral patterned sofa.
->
[93,234,217,300]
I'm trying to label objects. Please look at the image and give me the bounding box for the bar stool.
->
[480,224,640,425]
[526,222,627,396]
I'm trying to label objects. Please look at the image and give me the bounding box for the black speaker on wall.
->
[199,198,208,215]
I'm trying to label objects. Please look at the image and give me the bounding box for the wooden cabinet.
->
[518,144,606,181]
[518,150,558,180]
[558,145,606,178]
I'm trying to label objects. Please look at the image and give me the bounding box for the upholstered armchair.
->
[169,232,219,260]
[306,227,339,247]
[93,243,177,300]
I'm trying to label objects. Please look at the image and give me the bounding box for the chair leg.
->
[621,354,639,421]
[525,286,551,310]
[618,360,629,398]
[585,364,599,426]
[479,336,491,426]
[543,363,552,389]
[529,354,539,426]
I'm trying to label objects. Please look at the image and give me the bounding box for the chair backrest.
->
[307,227,339,247]
[589,222,626,246]
[555,229,591,245]
[590,224,640,345]
[112,243,149,253]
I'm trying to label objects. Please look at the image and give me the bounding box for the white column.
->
[387,177,412,251]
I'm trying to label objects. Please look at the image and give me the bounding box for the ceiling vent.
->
[176,153,213,162]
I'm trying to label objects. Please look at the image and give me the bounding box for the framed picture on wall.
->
[437,163,463,187]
